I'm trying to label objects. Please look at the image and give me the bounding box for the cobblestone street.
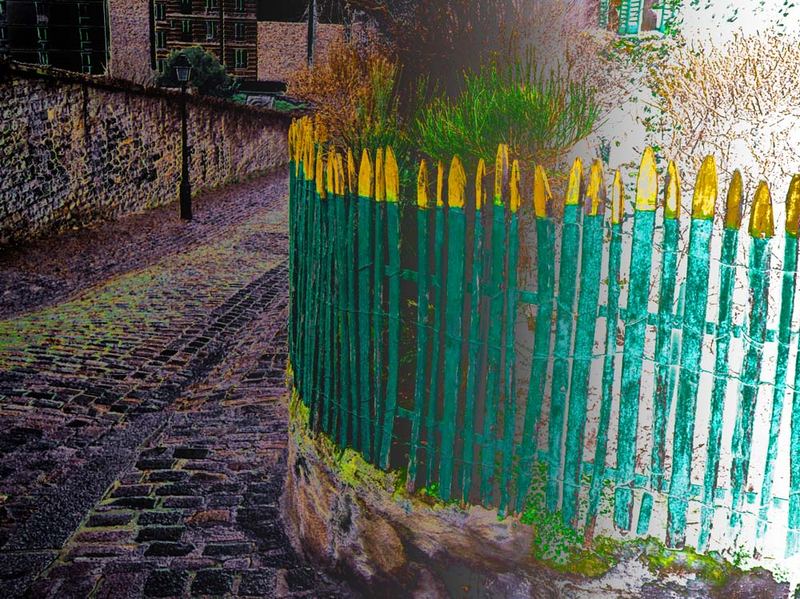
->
[0,173,351,597]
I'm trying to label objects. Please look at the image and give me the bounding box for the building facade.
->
[599,0,679,35]
[0,0,357,88]
[151,0,258,80]
[0,0,109,74]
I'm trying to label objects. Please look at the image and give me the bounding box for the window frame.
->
[234,48,247,68]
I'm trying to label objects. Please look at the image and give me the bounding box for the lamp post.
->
[175,54,193,220]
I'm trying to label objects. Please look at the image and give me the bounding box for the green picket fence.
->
[287,117,800,560]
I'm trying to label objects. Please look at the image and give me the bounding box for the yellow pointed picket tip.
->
[436,161,444,208]
[725,170,744,230]
[533,165,552,219]
[448,156,467,209]
[749,181,774,239]
[325,149,335,195]
[358,148,373,198]
[303,130,315,181]
[586,160,605,216]
[612,170,625,225]
[691,155,717,220]
[315,146,326,199]
[375,148,385,203]
[785,174,800,237]
[510,159,521,213]
[385,146,399,203]
[475,158,487,211]
[565,157,583,206]
[494,144,509,206]
[636,147,658,211]
[417,160,429,209]
[335,152,345,197]
[664,161,681,220]
[347,148,356,195]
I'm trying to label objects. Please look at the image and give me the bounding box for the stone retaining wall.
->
[0,61,290,245]
[282,390,789,599]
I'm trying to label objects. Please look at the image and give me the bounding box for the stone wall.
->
[283,392,789,598]
[107,0,154,84]
[0,61,290,245]
[257,22,344,82]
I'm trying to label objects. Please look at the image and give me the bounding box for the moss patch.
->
[639,537,740,587]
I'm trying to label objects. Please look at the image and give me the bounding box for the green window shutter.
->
[618,0,643,35]
[599,0,610,28]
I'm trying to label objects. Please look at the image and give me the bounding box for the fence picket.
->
[332,153,348,442]
[309,147,327,427]
[439,157,468,501]
[516,165,556,512]
[651,161,682,493]
[697,170,743,551]
[321,153,335,433]
[426,163,446,486]
[373,148,387,462]
[462,159,487,503]
[357,150,374,457]
[288,122,298,367]
[345,150,358,448]
[408,160,431,492]
[380,147,401,469]
[546,157,584,513]
[730,182,774,530]
[563,160,605,527]
[585,170,625,537]
[481,146,510,505]
[666,156,717,548]
[499,160,522,514]
[757,176,800,546]
[614,148,658,532]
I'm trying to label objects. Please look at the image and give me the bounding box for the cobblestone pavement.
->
[0,172,352,597]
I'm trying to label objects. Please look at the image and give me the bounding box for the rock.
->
[282,404,791,598]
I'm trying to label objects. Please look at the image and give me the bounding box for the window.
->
[205,20,217,40]
[37,26,48,43]
[234,48,247,68]
[157,58,166,73]
[154,3,166,20]
[205,0,218,10]
[233,22,244,40]
[79,28,89,43]
[181,19,192,41]
[155,30,166,49]
[234,0,244,11]
[180,0,192,14]
[81,52,91,73]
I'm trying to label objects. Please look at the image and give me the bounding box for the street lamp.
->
[175,54,193,220]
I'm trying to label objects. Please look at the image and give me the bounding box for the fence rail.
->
[287,117,800,562]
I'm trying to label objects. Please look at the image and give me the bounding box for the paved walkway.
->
[0,173,351,597]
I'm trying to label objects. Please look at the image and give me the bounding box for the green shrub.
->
[414,53,600,169]
[157,46,238,98]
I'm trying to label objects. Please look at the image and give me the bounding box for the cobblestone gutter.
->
[283,387,790,598]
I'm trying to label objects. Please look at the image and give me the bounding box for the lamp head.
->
[174,54,192,83]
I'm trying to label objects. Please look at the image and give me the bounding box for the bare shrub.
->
[286,37,402,154]
[647,33,800,192]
